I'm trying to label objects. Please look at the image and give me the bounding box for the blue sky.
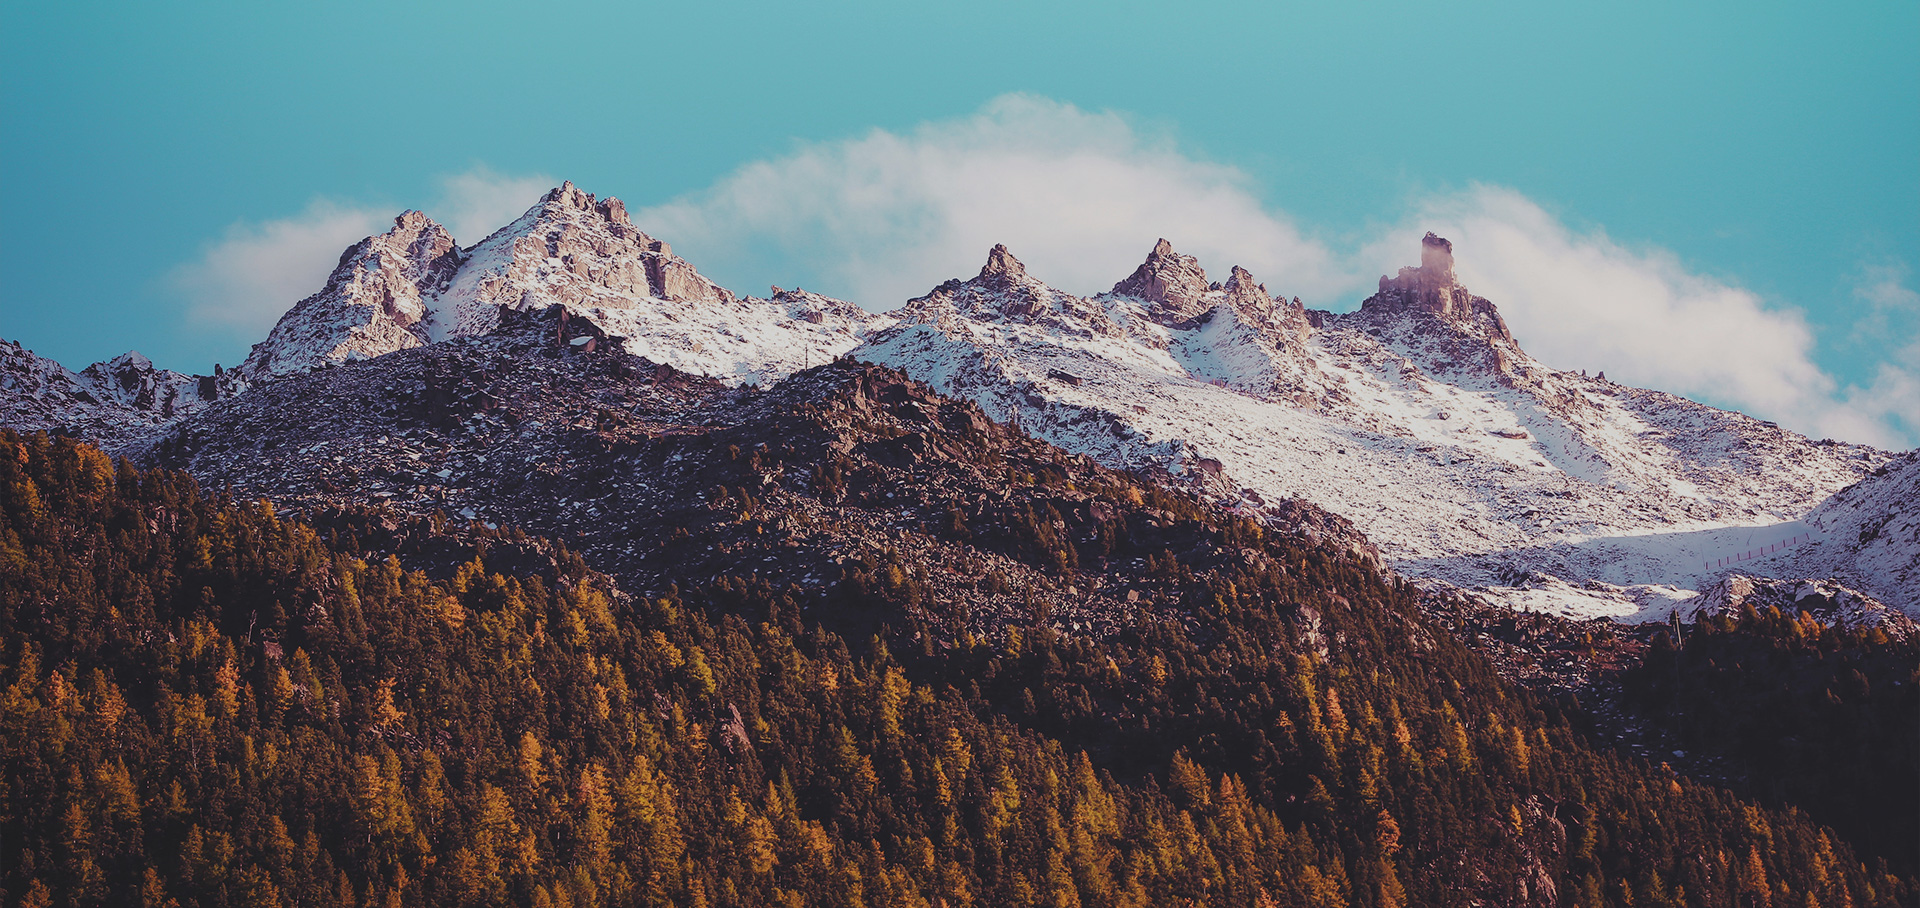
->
[2,1,1915,445]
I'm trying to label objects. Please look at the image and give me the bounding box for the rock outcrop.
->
[1110,238,1213,325]
[1359,232,1513,343]
[241,210,461,378]
[1692,574,1915,639]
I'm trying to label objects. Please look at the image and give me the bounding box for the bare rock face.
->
[241,210,462,378]
[1110,238,1213,325]
[1218,265,1312,346]
[979,243,1026,280]
[1362,232,1513,344]
[441,181,735,337]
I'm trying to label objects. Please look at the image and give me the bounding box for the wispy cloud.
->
[1828,265,1920,446]
[172,167,553,343]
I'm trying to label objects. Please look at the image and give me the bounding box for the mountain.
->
[237,209,460,376]
[3,181,1911,621]
[15,316,1906,905]
[857,236,1896,619]
[132,306,1359,630]
[7,187,1918,904]
[0,339,241,449]
[241,182,884,385]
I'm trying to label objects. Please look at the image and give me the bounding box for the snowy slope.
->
[1747,451,1920,614]
[854,237,1892,620]
[0,340,241,449]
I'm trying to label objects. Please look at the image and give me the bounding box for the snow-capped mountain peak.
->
[8,192,1910,622]
[436,180,737,339]
[239,209,461,378]
[235,181,886,386]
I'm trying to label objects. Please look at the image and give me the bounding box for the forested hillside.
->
[3,431,1912,907]
[1621,607,1919,874]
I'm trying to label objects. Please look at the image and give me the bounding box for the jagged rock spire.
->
[980,244,1027,279]
[1221,265,1264,305]
[1377,231,1465,310]
[1363,231,1514,345]
[1111,238,1212,325]
[1420,232,1455,282]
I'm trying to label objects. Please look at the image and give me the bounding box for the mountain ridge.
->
[4,181,1911,618]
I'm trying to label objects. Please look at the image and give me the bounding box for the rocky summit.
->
[240,209,461,378]
[240,181,884,385]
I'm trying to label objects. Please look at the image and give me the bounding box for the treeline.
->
[2,431,1912,907]
[1621,605,1919,874]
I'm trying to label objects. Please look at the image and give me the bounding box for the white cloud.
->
[1362,186,1914,448]
[433,166,557,244]
[173,199,388,338]
[1829,267,1920,446]
[633,93,1350,309]
[173,166,553,341]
